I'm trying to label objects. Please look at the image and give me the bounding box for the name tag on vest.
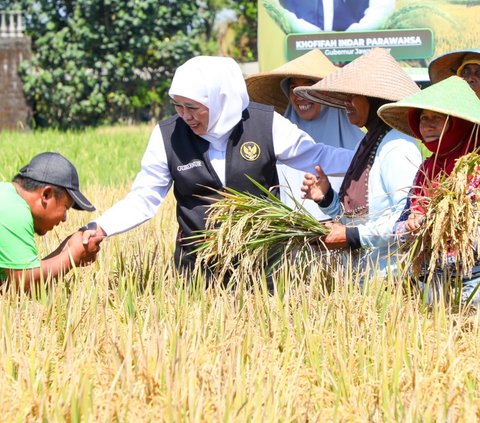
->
[177,160,203,172]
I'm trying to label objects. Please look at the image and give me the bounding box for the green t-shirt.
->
[0,182,39,280]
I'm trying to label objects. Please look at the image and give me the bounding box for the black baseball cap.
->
[18,152,95,212]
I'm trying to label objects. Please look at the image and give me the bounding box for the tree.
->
[229,1,258,62]
[1,0,258,129]
[4,0,218,128]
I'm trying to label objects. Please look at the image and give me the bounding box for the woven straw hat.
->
[245,49,337,114]
[428,49,480,84]
[294,48,420,109]
[377,76,480,138]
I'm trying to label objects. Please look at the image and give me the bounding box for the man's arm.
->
[3,231,99,292]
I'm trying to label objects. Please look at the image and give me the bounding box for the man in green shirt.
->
[0,152,98,291]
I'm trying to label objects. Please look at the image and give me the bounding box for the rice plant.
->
[1,127,480,420]
[193,177,328,278]
[406,152,480,285]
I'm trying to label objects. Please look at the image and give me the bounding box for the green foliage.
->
[9,0,220,129]
[229,1,258,62]
[0,126,151,186]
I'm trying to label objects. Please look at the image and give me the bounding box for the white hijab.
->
[169,56,249,148]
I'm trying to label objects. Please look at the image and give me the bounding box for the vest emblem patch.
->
[240,141,261,161]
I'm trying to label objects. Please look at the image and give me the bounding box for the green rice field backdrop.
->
[1,126,480,421]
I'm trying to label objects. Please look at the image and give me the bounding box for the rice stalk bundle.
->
[193,177,328,277]
[407,151,480,282]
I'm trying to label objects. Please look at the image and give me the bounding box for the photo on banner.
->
[258,0,480,79]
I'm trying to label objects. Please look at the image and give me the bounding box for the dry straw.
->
[192,177,328,278]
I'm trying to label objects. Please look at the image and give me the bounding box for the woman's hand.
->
[301,165,331,203]
[321,221,349,250]
[80,223,107,261]
[405,210,425,233]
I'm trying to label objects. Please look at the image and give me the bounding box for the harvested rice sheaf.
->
[407,152,480,282]
[192,177,328,276]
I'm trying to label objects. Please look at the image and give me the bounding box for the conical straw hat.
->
[428,49,480,84]
[294,48,420,109]
[245,49,337,114]
[377,76,480,138]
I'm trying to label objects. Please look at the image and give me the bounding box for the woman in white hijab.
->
[83,56,354,276]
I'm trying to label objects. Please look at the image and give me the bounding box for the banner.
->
[258,0,480,72]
